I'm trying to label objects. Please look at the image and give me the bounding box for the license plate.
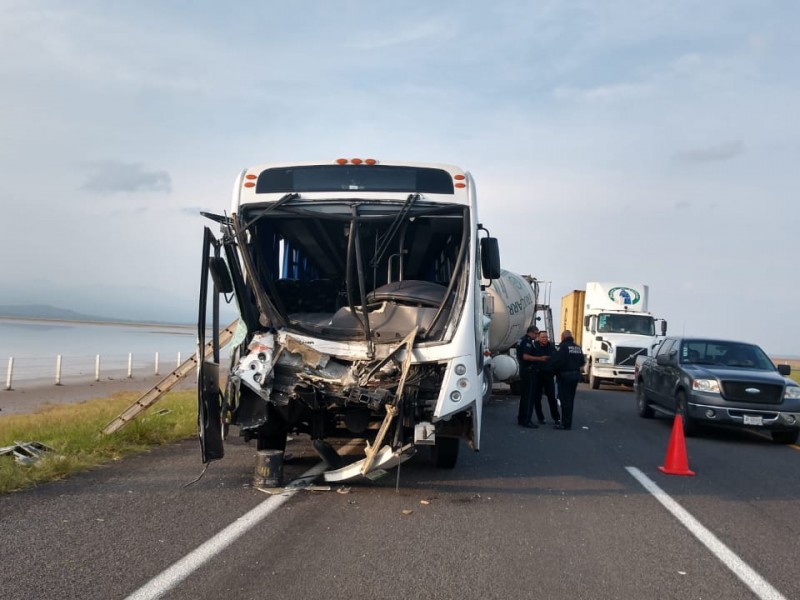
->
[743,415,763,426]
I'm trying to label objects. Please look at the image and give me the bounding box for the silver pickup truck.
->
[634,337,800,444]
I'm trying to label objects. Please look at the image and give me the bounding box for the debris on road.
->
[0,441,60,466]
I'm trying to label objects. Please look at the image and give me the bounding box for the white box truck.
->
[562,282,666,390]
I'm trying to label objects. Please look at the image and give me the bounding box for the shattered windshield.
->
[237,197,469,343]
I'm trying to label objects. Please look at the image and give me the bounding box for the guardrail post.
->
[95,354,101,382]
[154,351,159,376]
[5,357,13,391]
[55,355,63,386]
[127,353,133,379]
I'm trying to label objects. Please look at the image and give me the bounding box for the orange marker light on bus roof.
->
[336,158,348,165]
[455,182,466,188]
[244,182,255,188]
[351,158,363,165]
[365,158,377,165]
[454,174,465,180]
[245,174,257,180]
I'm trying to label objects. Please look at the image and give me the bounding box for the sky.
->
[1,0,798,355]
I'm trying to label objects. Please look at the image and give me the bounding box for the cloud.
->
[81,161,172,193]
[552,82,652,103]
[345,18,454,51]
[672,141,744,163]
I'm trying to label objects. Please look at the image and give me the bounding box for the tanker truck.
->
[482,270,553,395]
[560,282,666,390]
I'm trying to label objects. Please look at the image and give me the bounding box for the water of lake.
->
[0,318,200,383]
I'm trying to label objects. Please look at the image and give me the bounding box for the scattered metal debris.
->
[0,441,60,466]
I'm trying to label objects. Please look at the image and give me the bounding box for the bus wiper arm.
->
[242,193,299,230]
[369,193,418,268]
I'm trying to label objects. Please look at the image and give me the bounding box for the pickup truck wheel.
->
[636,385,655,418]
[771,430,799,445]
[675,391,699,437]
[481,366,493,405]
[433,436,459,468]
[589,369,600,390]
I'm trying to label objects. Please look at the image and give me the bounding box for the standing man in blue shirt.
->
[531,330,560,425]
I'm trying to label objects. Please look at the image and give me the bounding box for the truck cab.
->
[576,283,666,390]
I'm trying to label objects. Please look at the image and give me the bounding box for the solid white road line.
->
[626,466,788,600]
[124,449,351,600]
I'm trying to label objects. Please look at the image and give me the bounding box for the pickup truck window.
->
[656,339,674,357]
[681,340,774,369]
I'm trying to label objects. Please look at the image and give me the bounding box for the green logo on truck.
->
[608,287,641,305]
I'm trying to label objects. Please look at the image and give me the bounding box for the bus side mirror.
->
[480,237,501,280]
[661,320,668,336]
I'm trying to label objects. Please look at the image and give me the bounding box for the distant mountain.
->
[0,278,241,325]
[0,304,112,322]
[0,304,198,326]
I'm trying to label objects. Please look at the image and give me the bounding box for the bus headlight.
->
[454,363,467,376]
[450,390,462,402]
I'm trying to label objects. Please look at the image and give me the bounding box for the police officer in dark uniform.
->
[516,326,539,428]
[531,330,560,425]
[552,329,586,430]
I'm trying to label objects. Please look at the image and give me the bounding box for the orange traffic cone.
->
[658,415,695,476]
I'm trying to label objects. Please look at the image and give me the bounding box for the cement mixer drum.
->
[486,270,537,352]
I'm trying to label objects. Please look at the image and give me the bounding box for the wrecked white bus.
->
[198,158,500,481]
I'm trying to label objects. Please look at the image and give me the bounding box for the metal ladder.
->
[102,319,239,435]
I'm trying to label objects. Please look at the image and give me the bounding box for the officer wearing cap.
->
[515,326,539,428]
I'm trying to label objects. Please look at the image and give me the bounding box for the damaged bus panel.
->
[198,159,500,481]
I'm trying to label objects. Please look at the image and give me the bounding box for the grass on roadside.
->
[0,391,197,494]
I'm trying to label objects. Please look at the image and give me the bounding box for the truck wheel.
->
[433,436,459,468]
[481,366,493,405]
[636,384,654,418]
[771,430,799,445]
[675,391,699,437]
[589,370,600,390]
